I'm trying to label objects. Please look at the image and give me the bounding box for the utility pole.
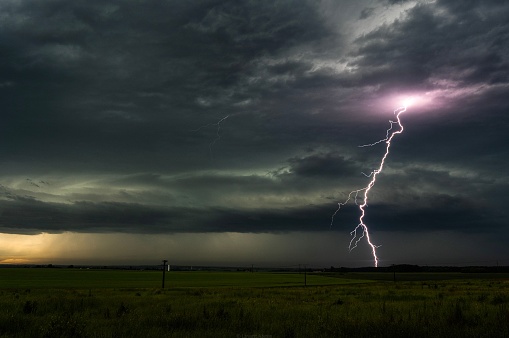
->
[304,264,307,287]
[162,260,168,288]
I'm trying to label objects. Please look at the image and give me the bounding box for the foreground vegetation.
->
[0,269,508,337]
[0,269,364,289]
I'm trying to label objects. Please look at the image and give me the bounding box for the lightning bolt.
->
[192,115,230,160]
[331,105,408,267]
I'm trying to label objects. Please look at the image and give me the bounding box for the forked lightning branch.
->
[332,102,411,267]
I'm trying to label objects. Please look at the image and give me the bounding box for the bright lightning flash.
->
[332,102,411,267]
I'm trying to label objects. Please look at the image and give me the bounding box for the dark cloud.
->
[350,2,509,90]
[0,0,332,174]
[0,187,501,236]
[1,0,509,265]
[0,195,173,234]
[364,194,503,233]
[387,0,413,4]
[359,7,375,20]
[0,191,339,234]
[284,152,360,178]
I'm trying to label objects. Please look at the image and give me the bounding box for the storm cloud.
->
[1,0,508,266]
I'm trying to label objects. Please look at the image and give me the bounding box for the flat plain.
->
[1,268,508,337]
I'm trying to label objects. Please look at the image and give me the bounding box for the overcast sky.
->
[1,0,508,267]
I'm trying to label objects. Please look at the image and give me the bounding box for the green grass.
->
[325,271,509,281]
[1,269,509,337]
[0,269,370,288]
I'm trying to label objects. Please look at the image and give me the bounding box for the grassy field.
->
[1,269,509,337]
[0,269,368,288]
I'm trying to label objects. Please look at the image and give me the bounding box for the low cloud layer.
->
[1,0,508,265]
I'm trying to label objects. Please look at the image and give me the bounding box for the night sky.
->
[1,0,508,267]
